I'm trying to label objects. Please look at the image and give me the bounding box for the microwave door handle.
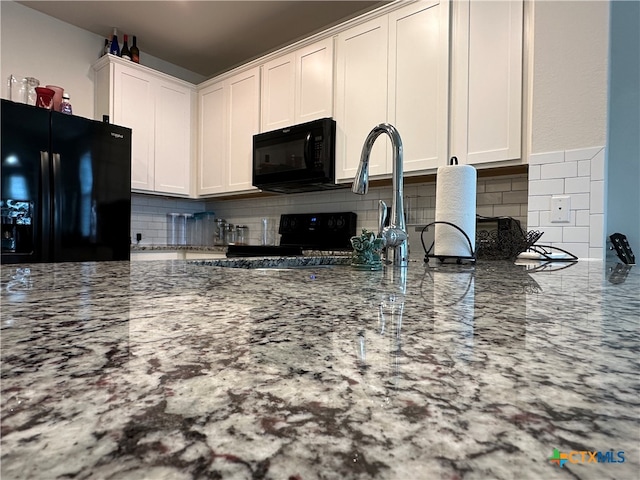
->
[304,132,313,169]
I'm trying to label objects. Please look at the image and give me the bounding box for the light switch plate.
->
[551,195,571,223]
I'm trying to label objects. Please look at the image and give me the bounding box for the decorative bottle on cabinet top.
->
[130,35,140,63]
[109,28,120,56]
[120,34,131,60]
[60,93,72,115]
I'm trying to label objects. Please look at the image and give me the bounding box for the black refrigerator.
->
[1,99,131,264]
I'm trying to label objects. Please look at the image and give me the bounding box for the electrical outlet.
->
[551,195,571,223]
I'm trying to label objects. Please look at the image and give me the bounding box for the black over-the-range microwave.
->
[252,117,345,194]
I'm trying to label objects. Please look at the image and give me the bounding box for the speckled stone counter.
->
[1,259,638,479]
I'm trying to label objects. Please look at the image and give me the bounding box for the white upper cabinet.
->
[388,0,449,173]
[335,0,449,182]
[335,15,390,181]
[155,81,193,194]
[197,81,226,195]
[261,37,334,132]
[227,67,260,193]
[450,0,523,165]
[94,55,194,196]
[198,66,260,196]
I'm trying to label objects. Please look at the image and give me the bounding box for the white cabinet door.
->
[335,16,390,182]
[450,0,523,165]
[227,67,260,193]
[197,67,260,196]
[95,56,194,196]
[261,37,334,132]
[198,81,226,195]
[389,0,449,173]
[113,64,154,191]
[261,53,296,131]
[155,81,193,195]
[296,37,334,124]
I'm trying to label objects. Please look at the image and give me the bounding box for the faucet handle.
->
[381,226,408,248]
[378,200,388,237]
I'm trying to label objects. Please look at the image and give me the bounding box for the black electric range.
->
[226,212,357,258]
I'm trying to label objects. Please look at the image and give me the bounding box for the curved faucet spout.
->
[352,123,408,267]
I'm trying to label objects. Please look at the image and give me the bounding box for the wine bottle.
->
[102,38,109,57]
[130,35,140,63]
[109,28,120,56]
[121,34,131,60]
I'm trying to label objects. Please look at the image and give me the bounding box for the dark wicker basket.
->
[476,228,543,260]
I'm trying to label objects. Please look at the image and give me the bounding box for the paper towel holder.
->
[421,221,476,264]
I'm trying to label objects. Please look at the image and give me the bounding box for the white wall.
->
[530,1,609,154]
[0,1,204,119]
[526,1,610,259]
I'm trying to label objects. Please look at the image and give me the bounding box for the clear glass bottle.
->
[60,93,72,115]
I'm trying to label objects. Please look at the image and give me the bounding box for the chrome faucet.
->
[352,123,408,267]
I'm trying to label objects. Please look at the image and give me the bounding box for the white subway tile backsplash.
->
[589,247,603,259]
[570,193,590,210]
[589,214,604,248]
[528,195,550,212]
[590,180,604,214]
[476,205,494,217]
[527,145,605,259]
[529,151,564,165]
[538,226,563,243]
[476,192,503,205]
[541,161,578,179]
[577,160,591,177]
[565,177,591,194]
[576,210,590,226]
[529,179,565,196]
[528,165,541,180]
[493,204,522,218]
[591,149,605,181]
[527,211,540,228]
[511,178,528,191]
[563,227,590,243]
[485,179,512,193]
[565,146,602,162]
[502,190,529,204]
[131,174,529,246]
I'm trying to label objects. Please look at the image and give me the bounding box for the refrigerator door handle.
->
[40,151,51,261]
[51,152,62,257]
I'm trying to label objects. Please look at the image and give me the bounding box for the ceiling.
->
[18,1,388,78]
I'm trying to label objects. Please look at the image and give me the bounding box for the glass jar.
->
[225,223,236,245]
[214,218,227,245]
[235,225,248,245]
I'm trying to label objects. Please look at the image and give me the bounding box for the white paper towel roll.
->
[434,163,477,257]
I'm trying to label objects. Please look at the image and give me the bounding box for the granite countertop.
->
[1,258,638,479]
